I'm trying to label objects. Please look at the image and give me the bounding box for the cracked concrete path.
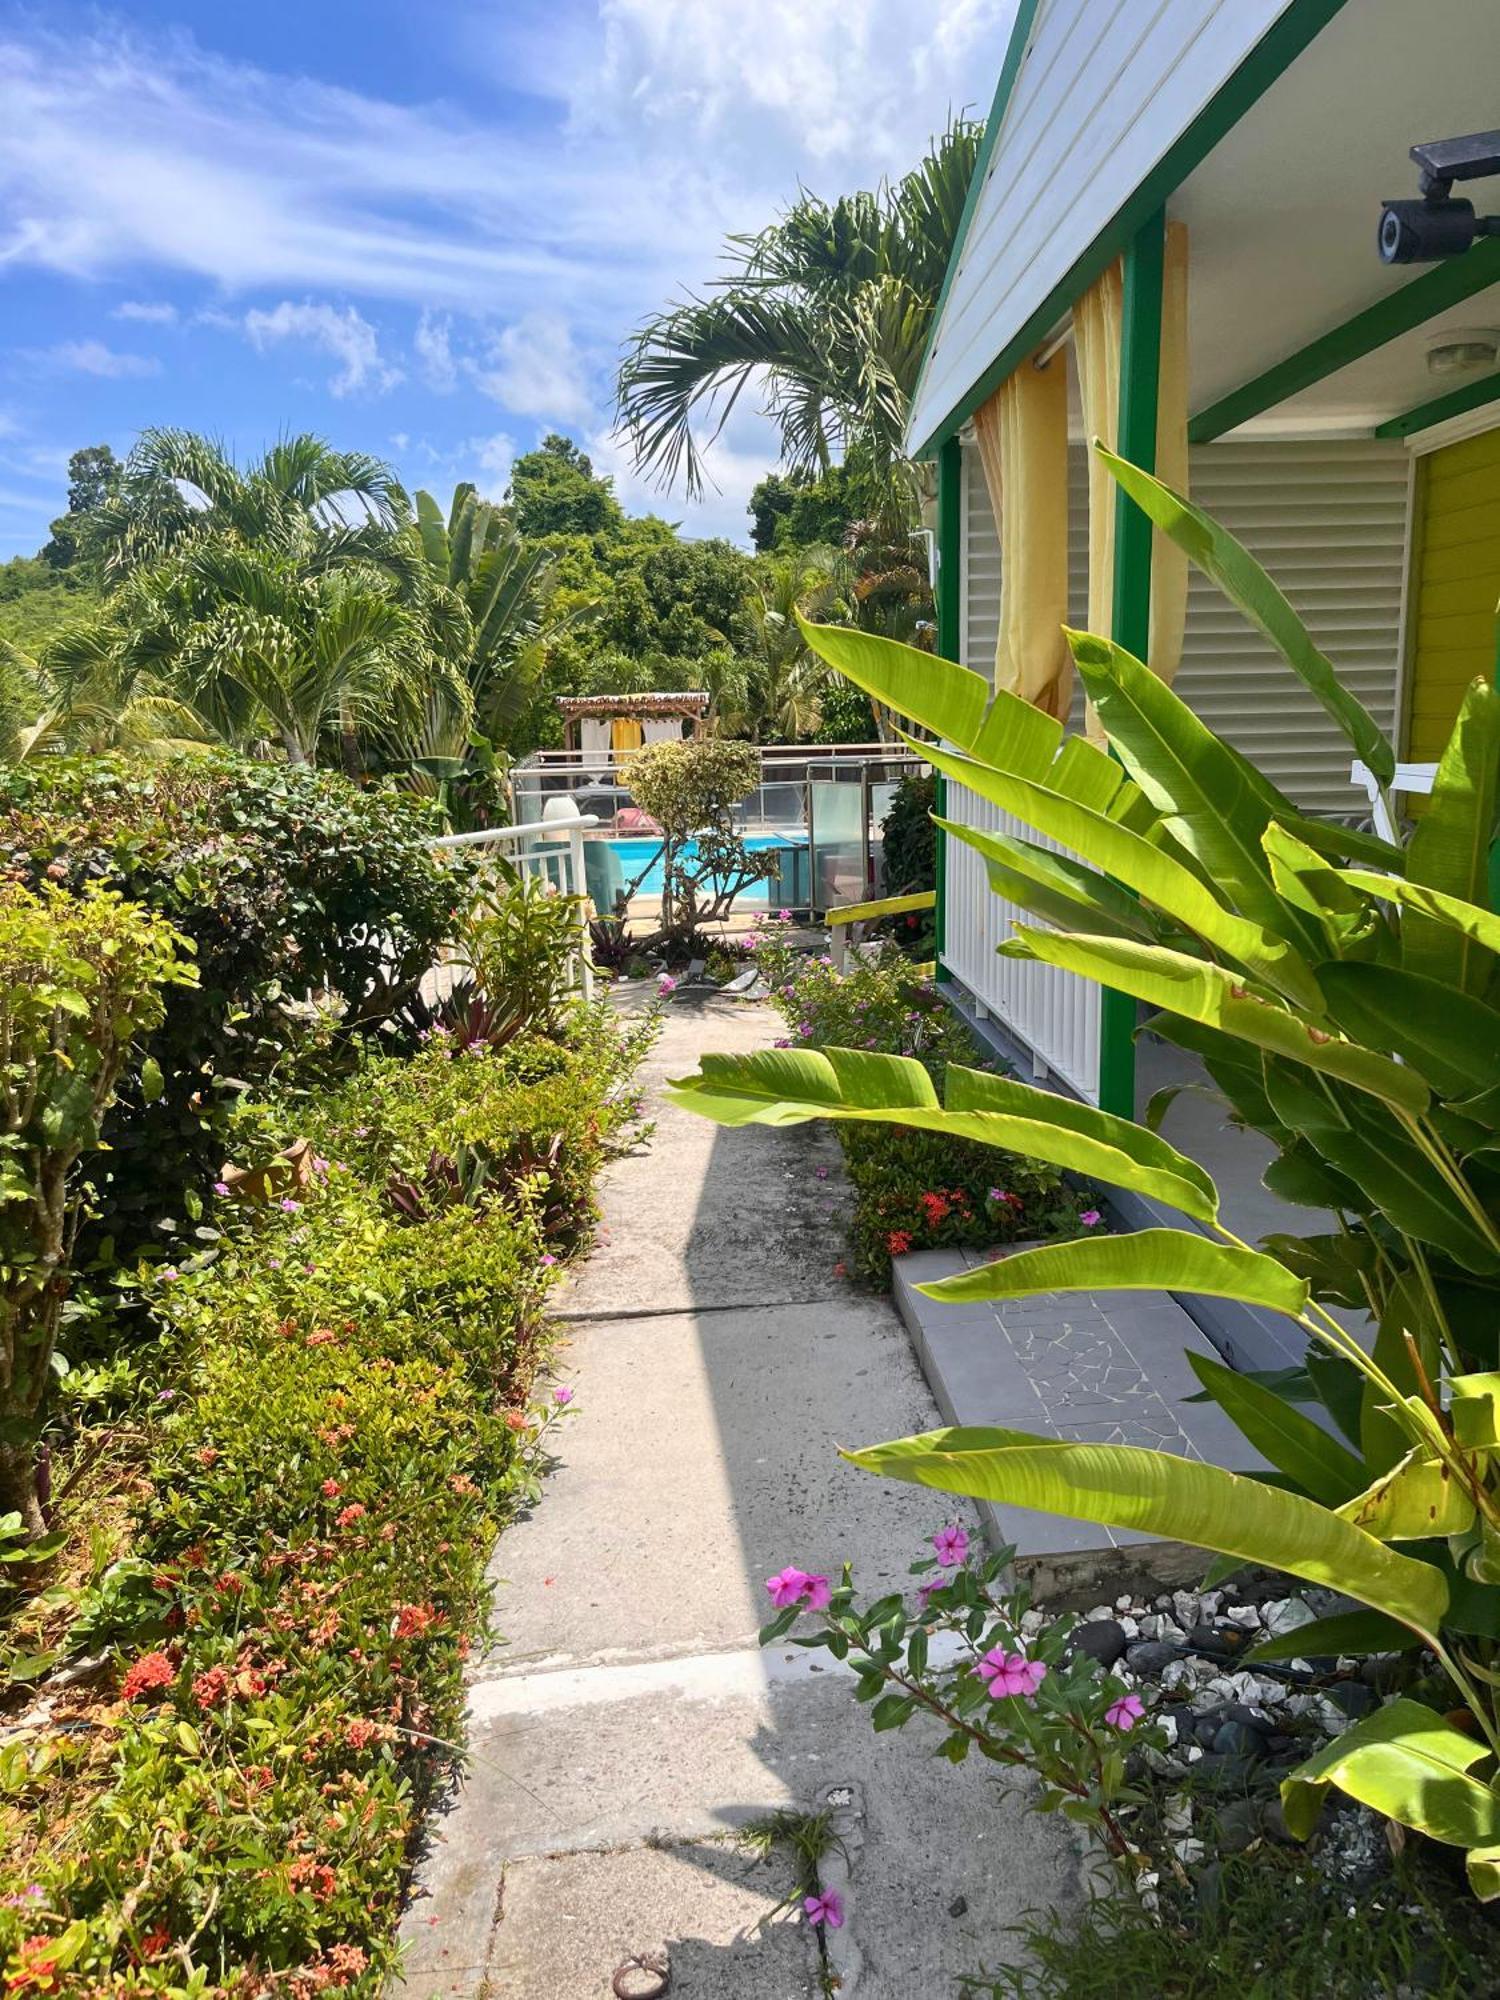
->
[393,993,1080,1998]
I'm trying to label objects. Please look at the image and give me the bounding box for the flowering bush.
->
[0,1011,652,1995]
[758,940,1089,1278]
[761,1528,1166,1858]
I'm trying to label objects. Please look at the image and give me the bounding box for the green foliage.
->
[880,770,936,894]
[0,1013,652,1992]
[974,1819,1490,1998]
[0,754,461,1261]
[0,885,192,1526]
[752,940,1084,1278]
[748,467,854,553]
[508,434,624,541]
[760,1534,1166,1855]
[458,873,585,1038]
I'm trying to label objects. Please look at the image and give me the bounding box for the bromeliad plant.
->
[668,444,1500,1893]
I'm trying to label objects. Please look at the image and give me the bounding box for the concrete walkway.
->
[394,992,1079,1998]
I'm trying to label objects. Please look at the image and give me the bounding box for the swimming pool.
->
[606,832,800,906]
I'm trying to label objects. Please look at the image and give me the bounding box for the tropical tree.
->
[617,119,982,523]
[735,548,842,740]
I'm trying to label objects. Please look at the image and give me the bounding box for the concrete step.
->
[892,1246,1263,1569]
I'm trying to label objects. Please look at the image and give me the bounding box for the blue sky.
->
[0,1,1014,555]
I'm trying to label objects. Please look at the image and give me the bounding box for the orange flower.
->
[120,1650,175,1701]
[392,1602,437,1640]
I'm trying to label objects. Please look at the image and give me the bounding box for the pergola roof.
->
[556,692,710,719]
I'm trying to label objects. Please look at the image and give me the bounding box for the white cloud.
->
[414,310,457,392]
[586,402,781,545]
[113,299,177,323]
[47,338,160,378]
[243,300,402,396]
[468,313,590,425]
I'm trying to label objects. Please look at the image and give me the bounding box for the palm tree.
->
[616,119,981,522]
[738,549,844,741]
[89,429,414,584]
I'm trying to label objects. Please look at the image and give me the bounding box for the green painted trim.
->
[1192,241,1500,443]
[1098,213,1167,1121]
[933,434,963,980]
[909,0,1044,438]
[1375,368,1500,441]
[910,0,1352,462]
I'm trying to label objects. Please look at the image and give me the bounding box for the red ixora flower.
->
[287,1856,338,1903]
[6,1934,67,1994]
[919,1190,951,1226]
[191,1664,231,1708]
[886,1229,914,1256]
[120,1650,176,1701]
[392,1602,439,1640]
[321,1478,343,1498]
[345,1716,380,1749]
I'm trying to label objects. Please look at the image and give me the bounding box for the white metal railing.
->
[1349,759,1437,842]
[942,781,1101,1103]
[432,816,598,1004]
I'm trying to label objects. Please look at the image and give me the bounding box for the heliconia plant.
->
[667,444,1500,1893]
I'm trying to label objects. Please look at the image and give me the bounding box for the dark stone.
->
[1212,1720,1269,1759]
[1069,1618,1127,1669]
[1186,1621,1223,1653]
[1215,1799,1261,1853]
[1222,1702,1276,1729]
[947,1896,968,1919]
[1192,1715,1223,1749]
[1260,1799,1295,1844]
[1194,1860,1223,1915]
[1123,1640,1179,1677]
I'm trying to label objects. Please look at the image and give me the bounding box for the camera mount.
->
[1379,128,1500,264]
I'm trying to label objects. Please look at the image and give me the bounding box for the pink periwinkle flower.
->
[803,1889,844,1929]
[658,975,678,996]
[280,1197,302,1214]
[977,1648,1047,1700]
[815,1166,829,1181]
[553,1386,574,1406]
[932,1524,969,1569]
[1105,1692,1144,1732]
[764,1566,830,1612]
[212,1180,230,1197]
[540,1253,558,1267]
[916,1576,946,1609]
[1080,1209,1102,1228]
[160,1266,180,1283]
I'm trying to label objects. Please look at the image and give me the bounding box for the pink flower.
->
[917,1577,946,1609]
[803,1889,844,1928]
[212,1180,230,1197]
[1105,1692,1144,1732]
[540,1253,558,1267]
[658,975,678,996]
[764,1566,830,1612]
[553,1386,574,1406]
[279,1197,301,1213]
[1080,1209,1102,1228]
[766,1566,810,1608]
[977,1648,1047,1700]
[160,1266,180,1283]
[815,1166,829,1181]
[932,1524,969,1569]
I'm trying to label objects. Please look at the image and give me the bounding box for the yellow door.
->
[1408,426,1500,759]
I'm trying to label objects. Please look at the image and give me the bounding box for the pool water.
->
[607,832,798,906]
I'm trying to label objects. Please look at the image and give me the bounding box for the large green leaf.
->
[1068,629,1326,959]
[935,816,1159,941]
[927,741,1321,1005]
[1007,928,1429,1115]
[918,1229,1308,1318]
[796,615,1034,764]
[1315,962,1500,1100]
[1097,444,1395,782]
[666,1047,1222,1221]
[1186,1351,1363,1507]
[1281,1699,1500,1890]
[1246,1605,1423,1663]
[1403,678,1500,993]
[1336,1445,1475,1541]
[1337,870,1500,976]
[843,1426,1449,1635]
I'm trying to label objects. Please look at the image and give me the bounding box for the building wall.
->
[1407,426,1500,760]
[960,435,1412,813]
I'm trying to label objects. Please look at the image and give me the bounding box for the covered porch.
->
[910,0,1500,1354]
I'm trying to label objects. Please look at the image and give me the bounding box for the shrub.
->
[621,737,776,945]
[0,885,191,1528]
[879,770,936,895]
[0,754,464,1261]
[757,936,1085,1278]
[458,871,585,1036]
[0,1007,652,1992]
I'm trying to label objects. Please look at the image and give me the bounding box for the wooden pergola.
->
[556,691,710,753]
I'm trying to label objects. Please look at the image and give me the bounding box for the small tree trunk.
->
[0,1439,43,1537]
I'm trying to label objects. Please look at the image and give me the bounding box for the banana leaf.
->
[915,1229,1308,1316]
[1403,678,1500,994]
[1186,1351,1364,1508]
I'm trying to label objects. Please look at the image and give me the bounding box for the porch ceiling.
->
[1177,0,1500,434]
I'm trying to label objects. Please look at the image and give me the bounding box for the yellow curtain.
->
[1073,220,1191,699]
[973,355,1071,719]
[611,716,644,754]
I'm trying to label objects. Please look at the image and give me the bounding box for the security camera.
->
[1379,128,1500,263]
